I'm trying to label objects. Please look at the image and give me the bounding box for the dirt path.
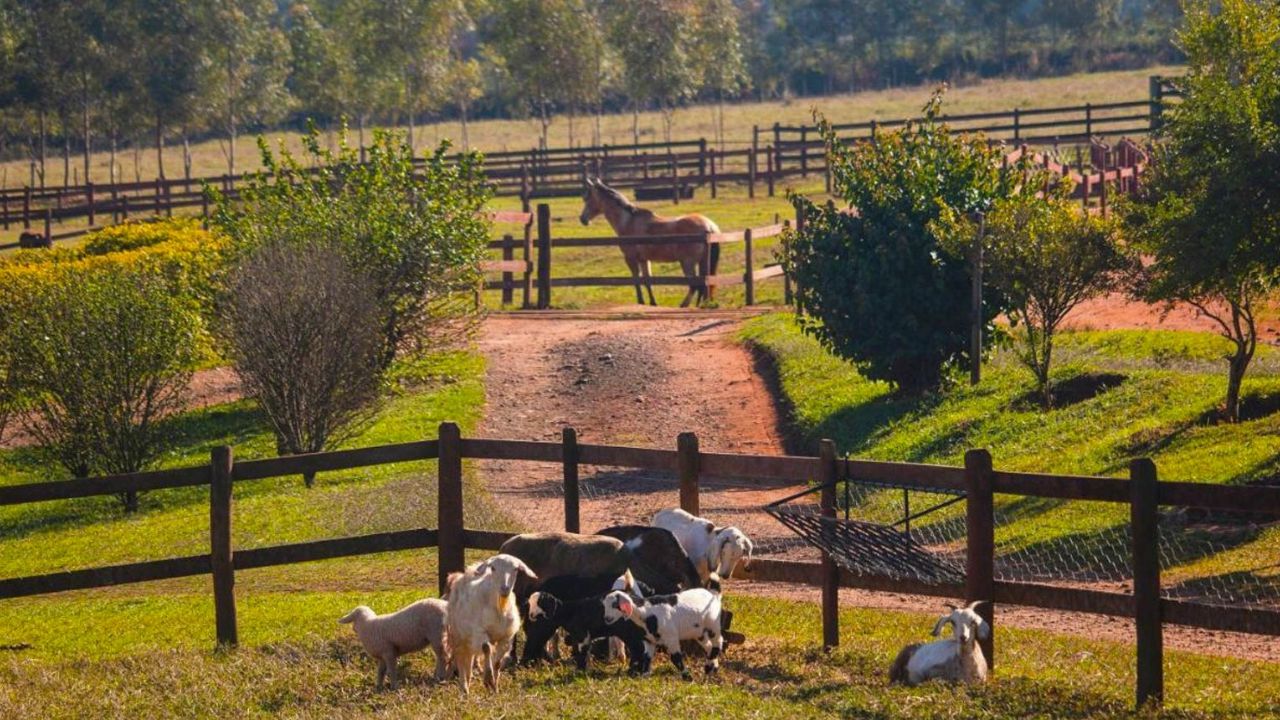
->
[473,308,1279,664]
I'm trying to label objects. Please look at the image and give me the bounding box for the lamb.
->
[888,601,990,686]
[653,508,754,582]
[596,524,704,593]
[518,571,624,664]
[526,589,651,674]
[445,553,537,693]
[337,599,448,690]
[602,581,725,680]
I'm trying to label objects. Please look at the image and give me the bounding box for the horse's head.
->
[580,177,606,226]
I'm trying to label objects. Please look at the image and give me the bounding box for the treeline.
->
[0,0,1183,183]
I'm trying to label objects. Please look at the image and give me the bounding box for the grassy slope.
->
[740,315,1280,597]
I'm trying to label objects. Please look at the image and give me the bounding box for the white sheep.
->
[888,601,990,686]
[602,579,725,680]
[445,553,537,694]
[338,599,448,690]
[653,508,754,582]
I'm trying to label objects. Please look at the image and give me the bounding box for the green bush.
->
[785,92,1038,392]
[2,267,200,511]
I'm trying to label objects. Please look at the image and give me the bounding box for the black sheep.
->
[596,524,703,594]
[526,590,651,674]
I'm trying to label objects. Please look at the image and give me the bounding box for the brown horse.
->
[579,178,721,307]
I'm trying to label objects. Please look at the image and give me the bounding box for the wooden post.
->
[1013,108,1021,142]
[536,203,552,309]
[201,192,209,229]
[744,228,755,306]
[701,234,713,303]
[709,151,718,199]
[23,186,30,229]
[766,145,775,197]
[501,233,515,306]
[1149,76,1165,134]
[86,181,95,226]
[521,196,534,309]
[965,449,995,670]
[697,138,707,184]
[1099,154,1109,218]
[1085,103,1093,140]
[819,439,839,649]
[970,214,985,386]
[677,432,699,516]
[121,194,130,220]
[1131,458,1163,710]
[2,190,8,231]
[154,177,162,215]
[165,180,172,218]
[800,127,808,176]
[43,208,51,242]
[563,428,580,534]
[749,126,758,199]
[437,422,465,596]
[210,446,238,648]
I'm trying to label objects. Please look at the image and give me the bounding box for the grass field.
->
[0,65,1182,191]
[740,315,1280,600]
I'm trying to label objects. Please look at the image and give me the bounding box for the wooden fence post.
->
[210,446,238,648]
[819,439,839,650]
[154,177,162,216]
[23,186,31,229]
[501,233,515,306]
[766,145,775,197]
[536,203,552,309]
[522,196,534,309]
[121,194,130,221]
[563,428,580,534]
[749,126,758,199]
[744,228,755,306]
[709,151,718,199]
[437,422,465,596]
[1013,108,1021,142]
[1130,458,1163,710]
[800,127,808,176]
[965,448,995,670]
[86,181,95,226]
[1149,76,1165,134]
[43,208,51,242]
[677,432,699,516]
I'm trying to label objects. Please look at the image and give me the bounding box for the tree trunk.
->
[109,130,117,184]
[38,109,47,188]
[183,130,192,181]
[632,102,640,145]
[155,115,166,180]
[81,83,91,186]
[408,110,415,155]
[122,490,138,514]
[568,106,575,147]
[63,133,70,188]
[358,114,367,163]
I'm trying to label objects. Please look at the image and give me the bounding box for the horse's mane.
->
[595,182,654,218]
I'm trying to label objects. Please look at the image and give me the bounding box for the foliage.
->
[0,266,199,511]
[606,0,702,140]
[218,243,383,486]
[980,192,1135,404]
[784,92,1037,392]
[1122,0,1280,422]
[210,127,491,368]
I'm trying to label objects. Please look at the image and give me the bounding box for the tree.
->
[607,0,701,142]
[199,0,291,176]
[979,193,1135,404]
[126,0,208,180]
[785,92,1036,392]
[2,268,199,512]
[1123,0,1280,422]
[220,243,383,486]
[211,128,492,369]
[692,0,749,149]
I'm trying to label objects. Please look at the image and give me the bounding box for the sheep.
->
[526,589,651,675]
[337,599,449,690]
[602,580,725,680]
[652,508,754,582]
[499,532,631,584]
[596,524,704,593]
[445,553,537,694]
[518,571,623,664]
[888,601,990,686]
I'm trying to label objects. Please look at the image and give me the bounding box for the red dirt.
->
[1065,292,1280,340]
[473,307,1279,663]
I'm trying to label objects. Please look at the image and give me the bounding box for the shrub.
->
[211,127,491,369]
[785,91,1039,392]
[219,243,383,487]
[2,267,200,511]
[979,193,1136,405]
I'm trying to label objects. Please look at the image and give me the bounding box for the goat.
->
[602,581,725,680]
[888,601,990,686]
[445,554,537,693]
[653,508,754,582]
[526,590,650,675]
[518,571,622,664]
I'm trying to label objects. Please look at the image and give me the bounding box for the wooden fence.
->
[1,423,1277,709]
[478,203,792,309]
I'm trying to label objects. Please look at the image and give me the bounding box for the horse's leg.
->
[678,258,698,308]
[624,254,645,305]
[642,261,658,306]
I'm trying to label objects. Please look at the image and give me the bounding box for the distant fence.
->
[0,421,1276,711]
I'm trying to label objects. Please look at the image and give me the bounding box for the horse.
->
[578,178,721,307]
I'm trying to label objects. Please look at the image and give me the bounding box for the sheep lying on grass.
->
[888,601,990,686]
[446,553,537,694]
[338,599,448,690]
[653,508,754,582]
[602,579,725,680]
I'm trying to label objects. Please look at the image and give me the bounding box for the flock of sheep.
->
[339,507,990,694]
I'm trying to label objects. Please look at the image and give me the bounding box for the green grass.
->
[2,591,1276,718]
[739,314,1280,597]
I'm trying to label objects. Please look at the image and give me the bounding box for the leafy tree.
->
[220,243,383,486]
[211,128,491,369]
[785,92,1035,392]
[607,0,701,142]
[2,267,199,512]
[125,0,208,179]
[1123,0,1280,422]
[692,0,749,148]
[979,193,1135,404]
[285,1,354,127]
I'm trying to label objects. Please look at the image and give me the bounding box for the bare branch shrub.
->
[220,243,383,487]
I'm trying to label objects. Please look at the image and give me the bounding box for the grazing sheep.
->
[526,590,651,674]
[888,601,990,686]
[653,508,754,582]
[602,580,725,680]
[445,554,537,693]
[596,524,704,593]
[338,599,449,689]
